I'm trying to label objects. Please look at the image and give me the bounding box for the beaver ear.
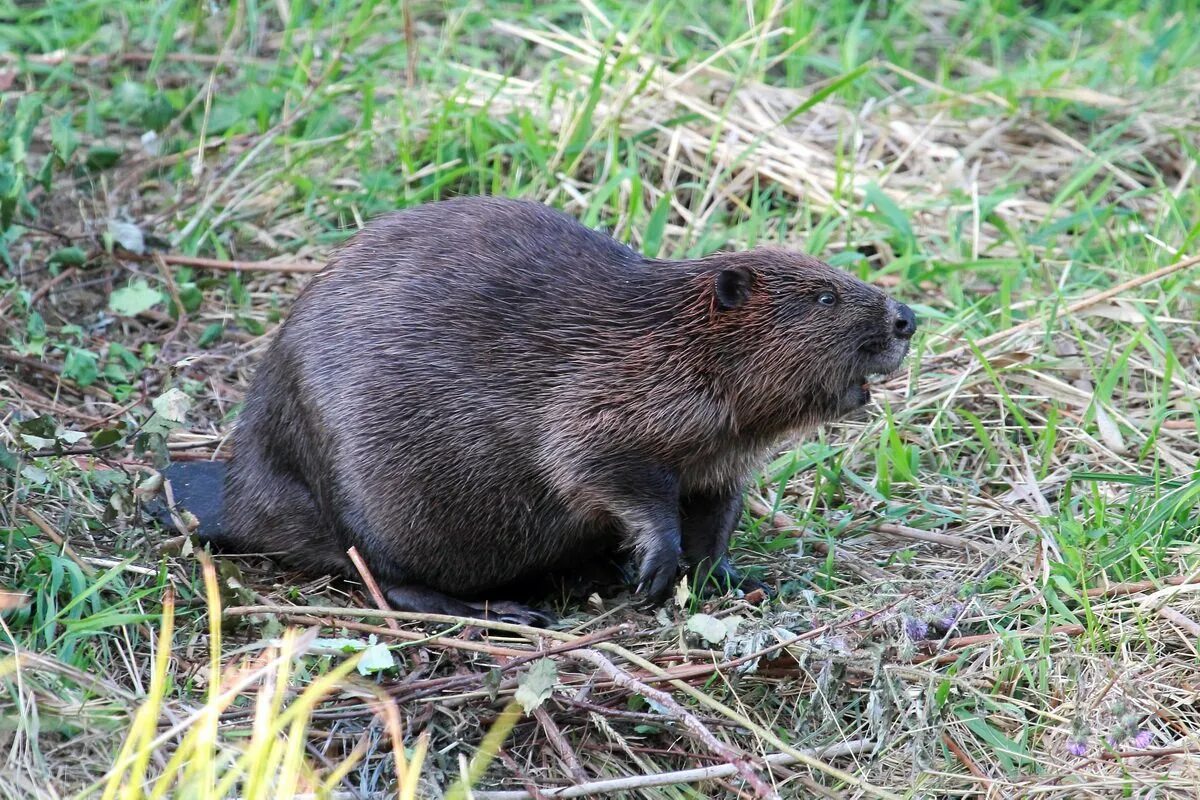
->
[714,266,755,311]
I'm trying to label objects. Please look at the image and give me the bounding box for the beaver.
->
[157,197,916,625]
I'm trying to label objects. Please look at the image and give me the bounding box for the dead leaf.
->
[0,590,30,612]
[1094,402,1127,454]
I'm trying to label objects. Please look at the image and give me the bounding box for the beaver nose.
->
[892,302,917,340]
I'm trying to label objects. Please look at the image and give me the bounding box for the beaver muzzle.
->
[840,300,918,409]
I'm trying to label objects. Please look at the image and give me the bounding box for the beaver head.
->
[691,247,917,431]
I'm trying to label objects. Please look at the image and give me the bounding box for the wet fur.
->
[217,197,913,616]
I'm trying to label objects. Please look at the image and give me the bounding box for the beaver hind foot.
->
[384,584,556,627]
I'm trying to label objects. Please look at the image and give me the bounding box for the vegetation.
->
[2,0,1198,797]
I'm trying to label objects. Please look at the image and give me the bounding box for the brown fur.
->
[217,197,916,623]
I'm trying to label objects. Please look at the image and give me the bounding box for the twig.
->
[560,697,745,729]
[871,522,996,554]
[569,649,777,800]
[1085,574,1200,599]
[27,438,223,459]
[394,618,875,704]
[935,252,1200,362]
[941,731,988,781]
[80,557,159,577]
[0,348,115,400]
[469,739,877,800]
[745,496,890,582]
[274,613,527,658]
[494,748,547,800]
[15,503,97,577]
[225,603,569,639]
[922,624,1085,658]
[0,644,140,702]
[153,253,188,346]
[159,474,194,537]
[28,266,80,307]
[403,0,417,88]
[0,51,274,68]
[533,706,588,783]
[346,546,400,632]
[117,249,323,273]
[1098,745,1195,761]
[597,643,902,800]
[270,613,630,675]
[1156,606,1200,640]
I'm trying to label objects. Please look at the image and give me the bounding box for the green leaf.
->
[48,246,86,267]
[177,283,203,313]
[20,434,55,450]
[51,115,78,163]
[514,658,557,714]
[26,310,46,340]
[62,612,157,631]
[357,641,396,676]
[16,415,58,439]
[0,445,17,472]
[482,668,503,701]
[864,182,914,246]
[954,705,1033,770]
[935,678,952,707]
[91,427,124,448]
[205,101,242,135]
[108,279,164,317]
[21,464,50,484]
[63,348,99,386]
[642,195,671,259]
[113,81,150,115]
[85,145,122,171]
[239,316,264,336]
[776,62,871,127]
[310,634,395,674]
[197,323,223,348]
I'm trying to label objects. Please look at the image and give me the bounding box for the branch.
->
[469,739,877,800]
[117,249,323,273]
[569,649,777,800]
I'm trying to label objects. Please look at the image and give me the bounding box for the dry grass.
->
[2,1,1199,798]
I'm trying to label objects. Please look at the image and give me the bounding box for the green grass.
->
[2,0,1199,797]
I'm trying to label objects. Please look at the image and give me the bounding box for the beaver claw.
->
[636,549,683,605]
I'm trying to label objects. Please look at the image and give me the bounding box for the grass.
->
[2,0,1199,797]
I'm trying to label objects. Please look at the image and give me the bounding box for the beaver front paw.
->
[636,545,683,605]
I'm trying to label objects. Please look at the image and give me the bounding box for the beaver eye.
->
[816,291,837,307]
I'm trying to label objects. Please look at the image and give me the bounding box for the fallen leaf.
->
[744,588,767,606]
[108,220,145,254]
[686,612,728,645]
[357,641,396,676]
[515,658,557,714]
[152,388,192,423]
[1094,403,1126,454]
[109,279,164,317]
[674,574,689,608]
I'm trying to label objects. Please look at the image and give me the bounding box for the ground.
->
[2,1,1199,798]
